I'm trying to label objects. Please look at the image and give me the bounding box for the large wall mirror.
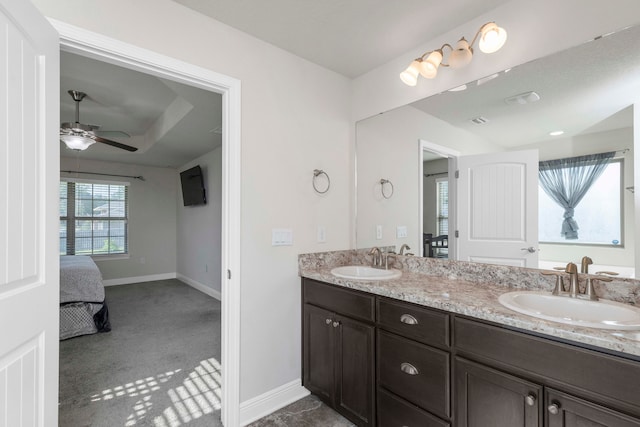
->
[356,24,639,276]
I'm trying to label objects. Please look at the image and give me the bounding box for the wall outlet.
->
[272,228,293,246]
[317,226,326,243]
[205,264,208,272]
[396,226,408,239]
[376,225,383,240]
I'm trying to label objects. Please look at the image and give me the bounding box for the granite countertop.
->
[299,265,640,359]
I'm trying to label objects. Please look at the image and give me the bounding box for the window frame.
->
[60,178,130,258]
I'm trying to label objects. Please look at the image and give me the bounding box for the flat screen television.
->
[180,165,207,206]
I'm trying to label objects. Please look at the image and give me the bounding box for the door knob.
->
[521,247,537,253]
[332,321,340,328]
[325,318,332,325]
[547,403,560,415]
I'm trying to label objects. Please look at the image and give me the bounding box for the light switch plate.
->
[317,226,326,243]
[396,226,408,238]
[272,229,293,246]
[376,225,383,240]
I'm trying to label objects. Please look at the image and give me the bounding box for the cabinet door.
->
[303,304,335,404]
[456,357,542,427]
[546,389,640,427]
[335,313,376,426]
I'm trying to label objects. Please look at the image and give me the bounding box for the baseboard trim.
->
[177,274,222,300]
[102,272,177,286]
[239,380,310,426]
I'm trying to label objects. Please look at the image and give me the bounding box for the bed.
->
[59,255,111,340]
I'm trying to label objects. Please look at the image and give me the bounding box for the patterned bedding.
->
[59,256,111,340]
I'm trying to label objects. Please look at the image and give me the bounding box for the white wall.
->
[35,0,352,404]
[352,0,640,121]
[60,157,177,280]
[356,105,501,251]
[177,147,222,297]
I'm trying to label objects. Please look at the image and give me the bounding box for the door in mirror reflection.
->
[457,150,539,267]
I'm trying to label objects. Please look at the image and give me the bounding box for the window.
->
[60,180,129,256]
[436,178,449,256]
[539,159,622,245]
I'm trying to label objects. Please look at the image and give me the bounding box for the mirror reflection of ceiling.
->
[410,24,640,148]
[60,51,223,168]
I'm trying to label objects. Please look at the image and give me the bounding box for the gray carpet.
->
[59,279,222,427]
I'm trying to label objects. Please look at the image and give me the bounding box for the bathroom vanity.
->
[299,251,640,427]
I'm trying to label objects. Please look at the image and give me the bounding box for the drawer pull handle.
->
[400,314,418,325]
[332,321,340,328]
[547,403,560,415]
[400,362,419,375]
[525,394,536,406]
[325,318,332,325]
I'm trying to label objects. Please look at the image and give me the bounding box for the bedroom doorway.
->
[55,22,242,426]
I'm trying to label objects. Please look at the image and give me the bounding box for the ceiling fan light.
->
[479,22,507,54]
[400,60,421,86]
[61,134,96,150]
[449,38,473,68]
[419,51,443,79]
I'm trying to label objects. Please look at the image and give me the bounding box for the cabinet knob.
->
[400,362,419,376]
[332,321,340,328]
[325,318,332,325]
[548,403,560,415]
[400,314,419,325]
[525,394,536,406]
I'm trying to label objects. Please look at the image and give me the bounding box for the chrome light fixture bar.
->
[400,22,507,86]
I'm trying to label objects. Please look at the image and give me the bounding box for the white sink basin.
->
[498,291,640,330]
[330,265,402,281]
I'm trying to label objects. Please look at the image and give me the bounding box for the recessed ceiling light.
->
[549,130,564,136]
[476,73,500,86]
[504,91,540,106]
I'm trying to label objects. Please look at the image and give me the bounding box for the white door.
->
[0,1,59,425]
[457,150,539,267]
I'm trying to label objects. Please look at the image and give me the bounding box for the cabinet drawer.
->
[378,388,450,427]
[378,330,450,419]
[377,297,450,348]
[303,279,375,322]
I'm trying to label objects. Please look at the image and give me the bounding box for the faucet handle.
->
[595,271,619,277]
[541,271,566,295]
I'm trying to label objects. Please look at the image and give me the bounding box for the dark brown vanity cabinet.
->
[302,279,376,426]
[301,278,640,427]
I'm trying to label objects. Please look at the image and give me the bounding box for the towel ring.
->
[313,169,331,194]
[380,179,394,199]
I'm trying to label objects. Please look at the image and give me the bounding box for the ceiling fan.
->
[59,90,138,152]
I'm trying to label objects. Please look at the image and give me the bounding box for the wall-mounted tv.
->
[180,165,207,206]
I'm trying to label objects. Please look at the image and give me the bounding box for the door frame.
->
[419,139,459,258]
[51,19,242,426]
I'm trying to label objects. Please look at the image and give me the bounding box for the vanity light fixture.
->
[400,22,507,86]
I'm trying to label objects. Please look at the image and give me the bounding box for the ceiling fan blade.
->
[94,136,138,152]
[96,130,131,138]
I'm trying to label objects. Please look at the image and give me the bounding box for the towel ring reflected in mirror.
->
[313,169,331,194]
[380,179,394,199]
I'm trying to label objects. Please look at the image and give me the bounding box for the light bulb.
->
[419,51,442,79]
[449,38,473,68]
[400,60,420,86]
[61,135,96,150]
[479,22,507,53]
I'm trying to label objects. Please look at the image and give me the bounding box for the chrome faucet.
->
[565,262,580,298]
[580,256,593,274]
[369,247,382,268]
[399,244,411,255]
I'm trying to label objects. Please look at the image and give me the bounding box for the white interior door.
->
[0,1,59,425]
[457,150,539,267]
